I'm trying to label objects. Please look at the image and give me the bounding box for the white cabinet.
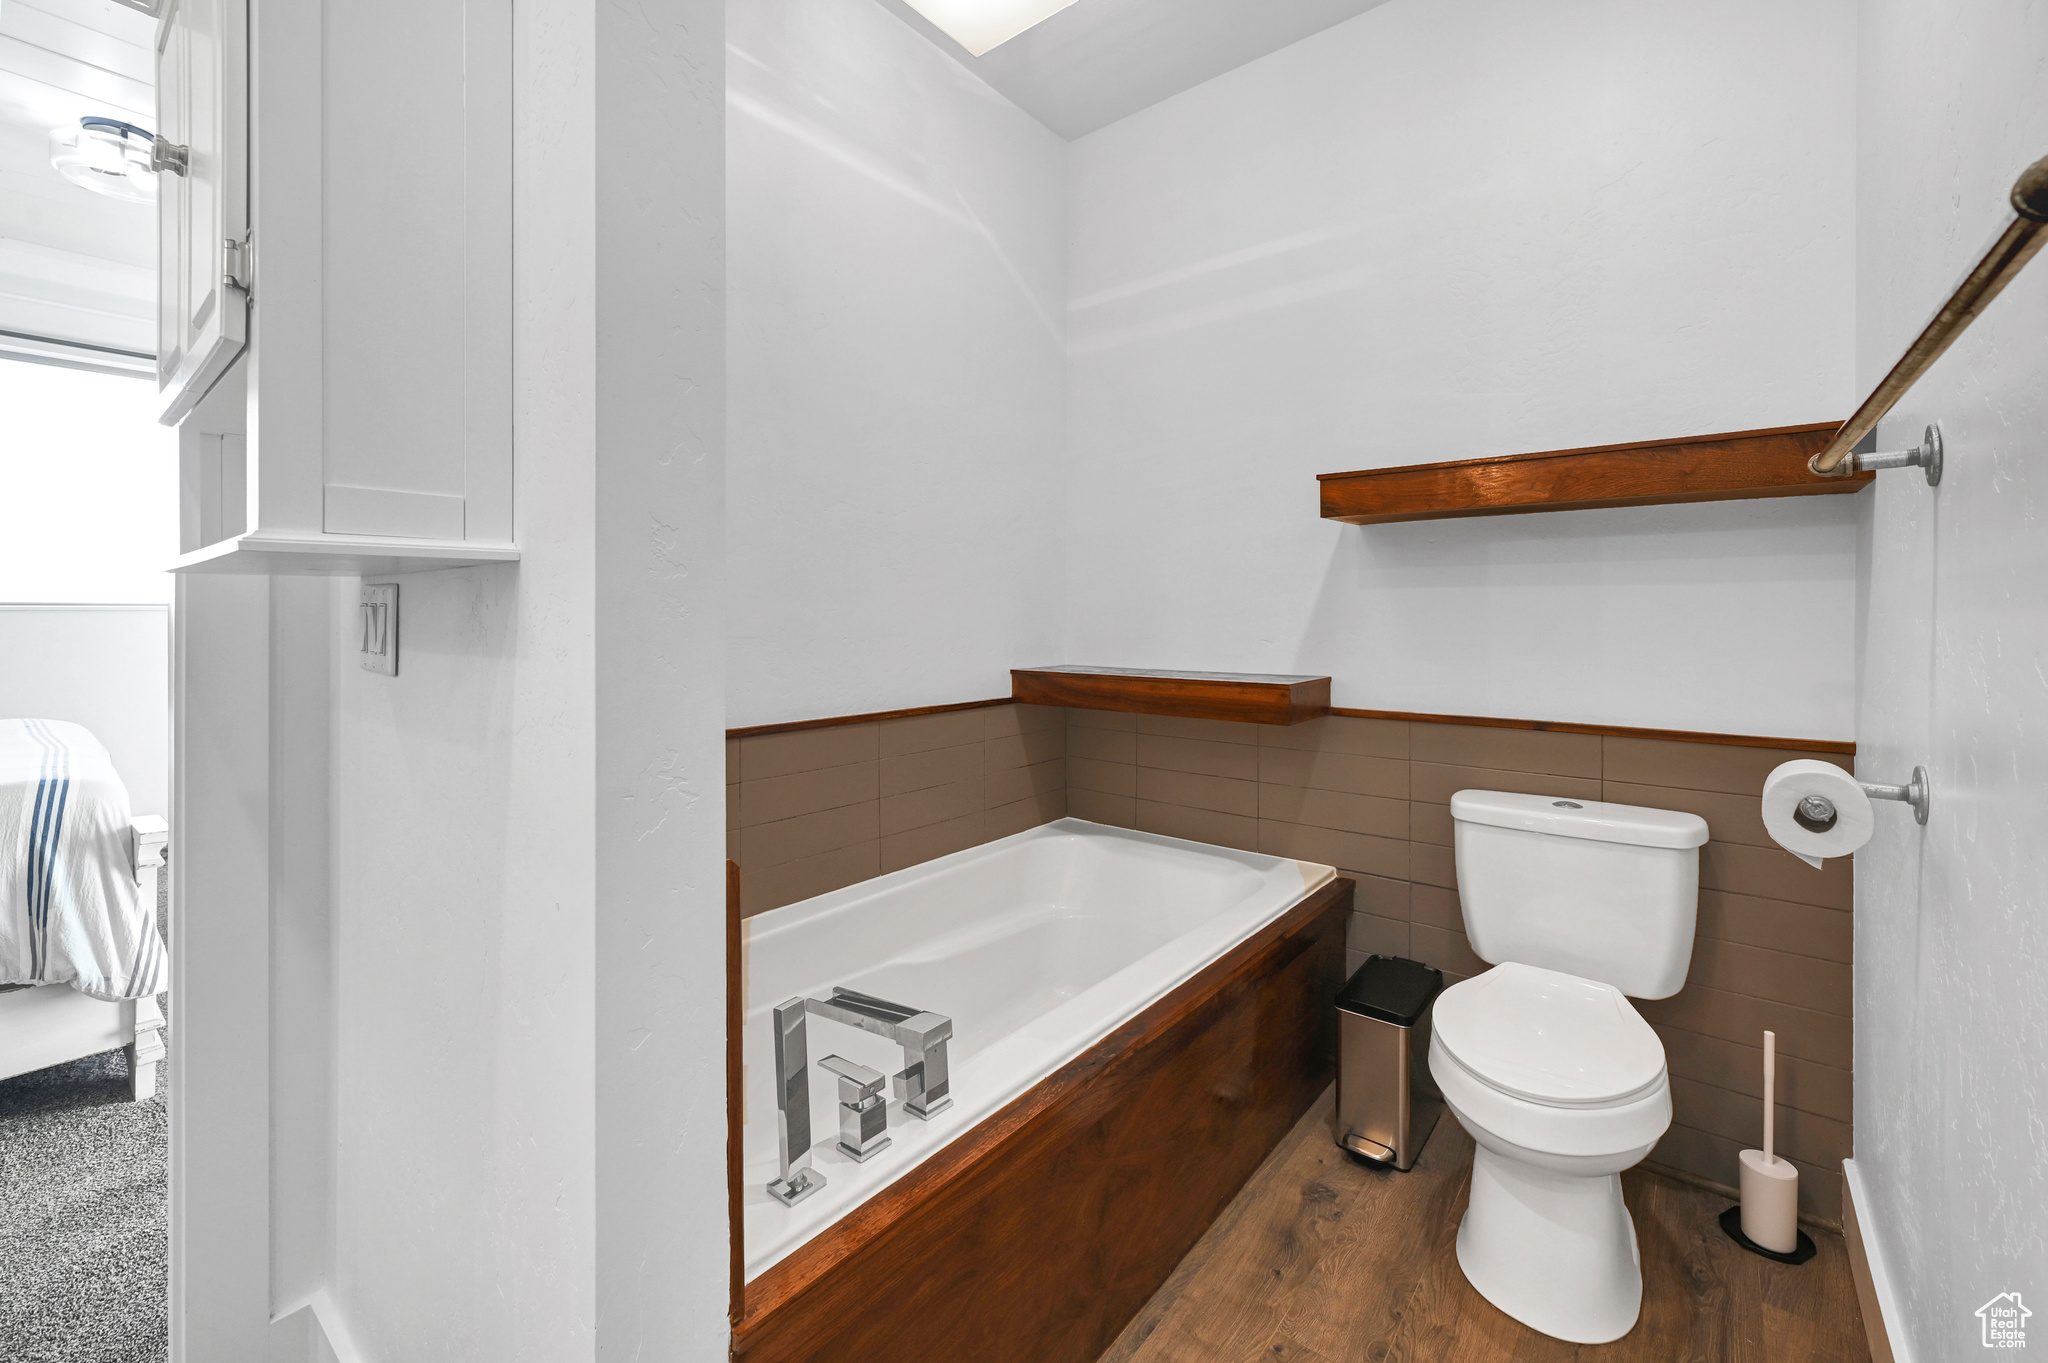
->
[164,0,518,576]
[155,0,248,427]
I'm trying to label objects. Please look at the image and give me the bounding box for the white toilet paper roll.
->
[1761,760,1874,867]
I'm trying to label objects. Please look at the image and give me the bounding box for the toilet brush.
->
[1720,1030,1816,1262]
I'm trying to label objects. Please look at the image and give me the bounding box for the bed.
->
[0,718,169,1102]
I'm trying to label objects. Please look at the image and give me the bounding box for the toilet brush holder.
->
[1720,1205,1816,1264]
[1721,1029,1816,1264]
[1722,1159,1815,1264]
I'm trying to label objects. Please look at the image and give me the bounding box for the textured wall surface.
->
[1062,0,1861,741]
[326,0,730,1355]
[1852,2,2048,1355]
[728,0,1866,742]
[726,0,1068,729]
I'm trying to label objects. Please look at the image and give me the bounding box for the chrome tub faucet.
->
[767,987,955,1207]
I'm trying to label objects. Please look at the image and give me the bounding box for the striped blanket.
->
[0,719,166,1001]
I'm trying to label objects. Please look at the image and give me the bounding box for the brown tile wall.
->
[728,703,1066,918]
[1065,709,1855,1220]
[727,699,1854,1219]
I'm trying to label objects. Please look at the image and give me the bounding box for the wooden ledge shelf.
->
[1317,422,1871,525]
[1012,666,1331,726]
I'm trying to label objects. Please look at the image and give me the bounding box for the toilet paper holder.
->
[1794,766,1930,829]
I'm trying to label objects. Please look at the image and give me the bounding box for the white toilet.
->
[1429,789,1709,1344]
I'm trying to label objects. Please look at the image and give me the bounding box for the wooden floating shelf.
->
[1317,422,1872,525]
[1012,666,1332,726]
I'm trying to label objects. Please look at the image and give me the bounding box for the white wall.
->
[171,573,301,1362]
[295,0,731,1357]
[0,605,167,815]
[330,560,598,1358]
[1851,3,2048,1355]
[725,0,1067,728]
[590,0,730,1350]
[0,360,177,603]
[0,357,174,815]
[1063,0,1861,740]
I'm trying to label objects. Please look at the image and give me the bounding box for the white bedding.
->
[0,719,166,1002]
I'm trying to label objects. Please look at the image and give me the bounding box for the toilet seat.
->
[1433,962,1666,1109]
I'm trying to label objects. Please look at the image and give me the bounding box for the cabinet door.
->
[318,0,512,545]
[156,0,247,427]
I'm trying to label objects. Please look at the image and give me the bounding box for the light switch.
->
[359,583,399,675]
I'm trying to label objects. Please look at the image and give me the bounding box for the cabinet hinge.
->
[151,136,188,176]
[224,233,252,296]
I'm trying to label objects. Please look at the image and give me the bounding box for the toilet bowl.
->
[1436,790,1708,1344]
[1429,962,1672,1343]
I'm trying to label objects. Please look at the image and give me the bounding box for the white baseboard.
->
[1842,1159,1912,1363]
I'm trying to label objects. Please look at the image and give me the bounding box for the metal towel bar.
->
[1810,153,2048,478]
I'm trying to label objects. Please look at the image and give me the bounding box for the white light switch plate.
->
[359,583,399,675]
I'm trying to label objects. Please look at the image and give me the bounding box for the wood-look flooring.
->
[1102,1089,1871,1363]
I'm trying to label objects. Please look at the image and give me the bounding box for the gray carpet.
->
[0,874,169,1363]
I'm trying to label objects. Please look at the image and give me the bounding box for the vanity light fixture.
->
[49,118,159,203]
[900,0,1080,55]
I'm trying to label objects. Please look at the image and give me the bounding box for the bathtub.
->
[735,817,1350,1363]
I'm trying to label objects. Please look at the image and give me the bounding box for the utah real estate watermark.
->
[1977,1293,2031,1349]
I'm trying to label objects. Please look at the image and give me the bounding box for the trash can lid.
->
[1337,954,1443,1027]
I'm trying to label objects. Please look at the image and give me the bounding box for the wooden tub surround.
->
[730,877,1354,1363]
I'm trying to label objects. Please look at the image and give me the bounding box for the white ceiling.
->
[872,0,1395,140]
[0,0,157,368]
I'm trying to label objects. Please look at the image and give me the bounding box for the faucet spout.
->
[766,986,958,1204]
[809,987,954,1119]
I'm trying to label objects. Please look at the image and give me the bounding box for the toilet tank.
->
[1451,791,1709,999]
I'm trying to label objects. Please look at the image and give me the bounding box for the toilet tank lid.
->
[1450,790,1708,849]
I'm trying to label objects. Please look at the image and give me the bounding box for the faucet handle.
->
[819,1055,893,1163]
[818,1054,886,1105]
[892,1044,953,1120]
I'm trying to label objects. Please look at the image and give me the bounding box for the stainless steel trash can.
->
[1335,954,1443,1171]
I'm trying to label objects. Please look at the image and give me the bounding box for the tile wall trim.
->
[732,695,1858,755]
[1330,707,1856,756]
[728,697,1012,740]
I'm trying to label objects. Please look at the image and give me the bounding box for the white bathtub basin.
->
[741,816,1335,1279]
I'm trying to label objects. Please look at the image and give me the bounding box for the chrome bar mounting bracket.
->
[1853,424,1942,486]
[1799,765,1932,830]
[1861,766,1932,826]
